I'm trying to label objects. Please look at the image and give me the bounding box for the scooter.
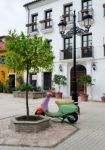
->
[35,92,79,123]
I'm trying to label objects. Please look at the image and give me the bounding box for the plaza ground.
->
[0,93,105,150]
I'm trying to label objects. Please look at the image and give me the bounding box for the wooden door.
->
[43,72,52,90]
[9,74,15,89]
[71,65,86,95]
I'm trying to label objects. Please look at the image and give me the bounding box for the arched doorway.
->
[70,64,86,96]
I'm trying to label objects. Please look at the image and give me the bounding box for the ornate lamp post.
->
[58,10,93,104]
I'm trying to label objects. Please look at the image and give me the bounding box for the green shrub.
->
[53,74,67,92]
[19,83,33,91]
[0,83,3,92]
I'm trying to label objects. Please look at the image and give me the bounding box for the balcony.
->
[60,49,73,60]
[26,22,38,34]
[78,8,94,26]
[60,46,94,60]
[81,46,93,58]
[39,18,53,34]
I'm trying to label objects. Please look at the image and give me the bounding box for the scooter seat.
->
[55,99,74,105]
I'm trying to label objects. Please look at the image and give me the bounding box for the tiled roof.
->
[23,0,42,7]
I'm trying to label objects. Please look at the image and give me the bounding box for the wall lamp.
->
[92,63,96,71]
[59,64,63,72]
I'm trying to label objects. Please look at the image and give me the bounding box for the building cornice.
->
[23,0,58,9]
[23,0,42,7]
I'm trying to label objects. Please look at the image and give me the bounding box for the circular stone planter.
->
[10,115,50,133]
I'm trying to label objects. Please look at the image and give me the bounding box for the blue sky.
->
[0,0,31,36]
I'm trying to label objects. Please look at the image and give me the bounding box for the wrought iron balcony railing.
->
[60,49,73,60]
[81,46,93,58]
[39,18,53,30]
[26,22,38,33]
[60,46,94,60]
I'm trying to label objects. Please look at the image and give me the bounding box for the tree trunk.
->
[84,84,86,94]
[26,64,29,119]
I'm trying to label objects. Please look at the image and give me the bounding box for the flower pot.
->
[80,94,88,101]
[80,9,88,13]
[101,96,105,102]
[55,92,62,99]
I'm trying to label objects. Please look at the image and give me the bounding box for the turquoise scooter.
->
[35,92,79,123]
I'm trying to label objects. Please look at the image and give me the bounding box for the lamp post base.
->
[72,93,78,103]
[71,79,78,104]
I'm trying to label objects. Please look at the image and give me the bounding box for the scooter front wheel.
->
[67,112,78,123]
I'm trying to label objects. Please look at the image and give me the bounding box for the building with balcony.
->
[0,36,23,92]
[24,0,105,101]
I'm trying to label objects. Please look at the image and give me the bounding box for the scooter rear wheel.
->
[67,112,78,123]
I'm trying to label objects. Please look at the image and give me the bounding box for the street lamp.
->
[58,10,93,104]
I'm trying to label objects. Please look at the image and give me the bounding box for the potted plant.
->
[53,74,67,98]
[101,93,105,102]
[78,75,92,101]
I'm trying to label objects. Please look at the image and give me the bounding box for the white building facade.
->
[24,0,105,101]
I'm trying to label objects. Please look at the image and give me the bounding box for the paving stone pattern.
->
[0,94,105,150]
[0,118,77,147]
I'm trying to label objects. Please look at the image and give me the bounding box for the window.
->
[104,8,105,16]
[64,4,73,23]
[31,14,38,32]
[82,34,92,47]
[64,38,72,49]
[104,46,105,56]
[64,38,73,59]
[82,0,92,10]
[103,4,105,16]
[47,39,52,44]
[82,0,92,19]
[82,33,93,57]
[45,9,52,28]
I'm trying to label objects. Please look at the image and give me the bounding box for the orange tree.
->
[4,30,54,119]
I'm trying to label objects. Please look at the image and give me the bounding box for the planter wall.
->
[13,91,46,99]
[10,115,50,133]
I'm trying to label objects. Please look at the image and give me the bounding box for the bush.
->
[19,83,33,91]
[34,86,42,92]
[0,82,3,92]
[53,74,67,92]
[15,84,42,92]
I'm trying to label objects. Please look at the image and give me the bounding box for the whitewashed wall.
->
[24,0,105,100]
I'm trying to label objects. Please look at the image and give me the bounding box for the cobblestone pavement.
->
[0,93,105,150]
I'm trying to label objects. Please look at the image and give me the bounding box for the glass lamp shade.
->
[83,14,94,28]
[58,19,67,34]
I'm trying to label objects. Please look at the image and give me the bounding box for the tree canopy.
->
[4,30,54,118]
[4,30,54,72]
